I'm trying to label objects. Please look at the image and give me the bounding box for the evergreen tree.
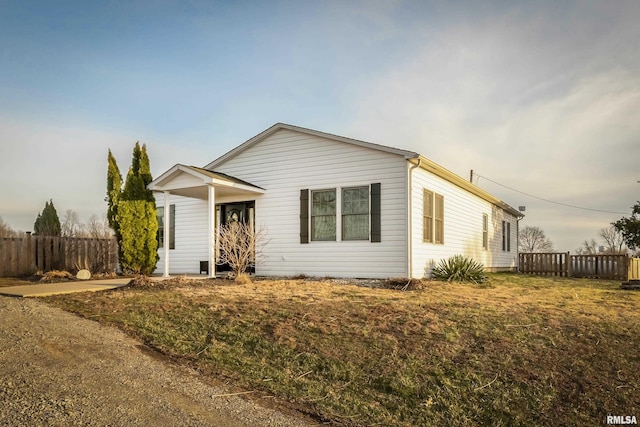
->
[34,200,61,236]
[110,142,159,275]
[139,144,154,200]
[106,150,122,236]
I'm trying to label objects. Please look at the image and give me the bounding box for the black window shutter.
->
[300,189,309,244]
[169,204,176,249]
[371,183,381,242]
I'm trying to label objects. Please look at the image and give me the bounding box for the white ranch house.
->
[148,123,523,279]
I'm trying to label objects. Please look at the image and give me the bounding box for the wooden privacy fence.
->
[519,252,634,280]
[0,235,118,277]
[630,258,640,281]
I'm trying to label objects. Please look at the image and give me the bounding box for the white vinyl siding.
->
[411,166,518,278]
[155,195,208,275]
[211,128,407,278]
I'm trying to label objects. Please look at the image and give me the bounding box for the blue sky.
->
[1,0,639,252]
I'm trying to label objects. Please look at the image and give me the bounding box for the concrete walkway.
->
[0,275,210,297]
[0,278,130,297]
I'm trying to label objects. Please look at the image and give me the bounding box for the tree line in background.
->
[0,216,24,238]
[518,225,633,255]
[575,225,629,255]
[519,199,640,256]
[1,141,159,276]
[0,206,112,239]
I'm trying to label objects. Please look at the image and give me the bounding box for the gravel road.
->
[0,296,317,426]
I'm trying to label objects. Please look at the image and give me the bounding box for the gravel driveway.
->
[0,296,316,426]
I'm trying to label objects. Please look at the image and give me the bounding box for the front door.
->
[217,201,255,273]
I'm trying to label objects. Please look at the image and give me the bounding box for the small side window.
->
[482,214,488,250]
[157,204,175,249]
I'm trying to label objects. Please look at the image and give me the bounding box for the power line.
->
[474,173,628,215]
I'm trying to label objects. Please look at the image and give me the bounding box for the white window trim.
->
[308,185,372,243]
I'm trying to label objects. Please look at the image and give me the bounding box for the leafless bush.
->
[85,214,113,239]
[234,273,252,285]
[40,270,74,282]
[127,274,154,287]
[216,222,267,278]
[383,277,425,291]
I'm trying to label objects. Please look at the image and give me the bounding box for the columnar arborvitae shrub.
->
[432,255,487,284]
[116,200,158,275]
[108,142,158,275]
[106,149,122,238]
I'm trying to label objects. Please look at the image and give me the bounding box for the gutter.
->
[411,156,522,218]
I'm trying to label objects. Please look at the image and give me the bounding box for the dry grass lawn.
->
[39,273,640,426]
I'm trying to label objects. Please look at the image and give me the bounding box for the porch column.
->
[208,185,216,278]
[163,191,170,277]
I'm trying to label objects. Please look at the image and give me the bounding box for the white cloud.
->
[342,6,640,251]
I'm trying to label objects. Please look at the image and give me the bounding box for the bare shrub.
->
[216,222,267,278]
[127,274,154,288]
[234,273,252,285]
[383,277,425,291]
[85,214,113,239]
[40,270,74,282]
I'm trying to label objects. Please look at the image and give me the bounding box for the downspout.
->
[516,212,524,272]
[407,158,422,278]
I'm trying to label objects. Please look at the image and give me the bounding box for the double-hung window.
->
[423,189,444,244]
[300,184,380,243]
[342,187,369,240]
[311,189,336,241]
[502,220,511,252]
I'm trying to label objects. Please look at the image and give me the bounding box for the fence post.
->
[566,252,571,277]
[624,255,629,281]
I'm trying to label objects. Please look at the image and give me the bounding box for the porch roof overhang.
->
[147,164,265,199]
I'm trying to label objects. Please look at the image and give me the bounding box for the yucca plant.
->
[431,255,487,284]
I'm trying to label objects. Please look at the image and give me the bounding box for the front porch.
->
[148,164,264,278]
